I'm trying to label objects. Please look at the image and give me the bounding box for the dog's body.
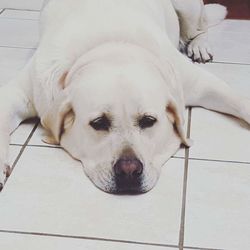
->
[0,0,249,193]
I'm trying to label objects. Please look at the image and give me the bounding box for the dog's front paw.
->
[187,35,213,63]
[0,161,11,192]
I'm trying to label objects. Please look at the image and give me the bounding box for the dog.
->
[0,0,249,194]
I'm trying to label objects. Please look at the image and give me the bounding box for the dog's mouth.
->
[85,173,150,195]
[93,175,157,195]
[113,174,144,194]
[88,176,147,195]
[81,160,159,195]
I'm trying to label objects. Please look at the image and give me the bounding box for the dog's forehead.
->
[70,62,168,113]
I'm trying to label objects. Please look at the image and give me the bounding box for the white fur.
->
[205,4,228,27]
[0,0,249,193]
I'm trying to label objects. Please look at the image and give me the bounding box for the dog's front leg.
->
[172,0,227,63]
[0,62,36,190]
[183,65,250,124]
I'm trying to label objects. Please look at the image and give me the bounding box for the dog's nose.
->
[114,158,143,178]
[114,156,143,194]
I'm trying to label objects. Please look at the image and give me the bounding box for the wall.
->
[204,0,250,19]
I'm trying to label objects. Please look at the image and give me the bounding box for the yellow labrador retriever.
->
[0,0,248,194]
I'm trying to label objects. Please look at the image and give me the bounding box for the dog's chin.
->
[86,174,159,195]
[82,161,160,195]
[96,183,156,195]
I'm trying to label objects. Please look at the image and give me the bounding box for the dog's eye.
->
[138,116,157,129]
[89,115,111,131]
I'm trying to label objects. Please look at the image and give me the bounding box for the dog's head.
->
[41,45,189,194]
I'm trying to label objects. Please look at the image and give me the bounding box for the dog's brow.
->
[136,112,158,119]
[91,111,113,121]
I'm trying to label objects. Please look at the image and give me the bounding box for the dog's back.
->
[40,0,180,47]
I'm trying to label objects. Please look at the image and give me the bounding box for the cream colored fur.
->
[1,0,249,193]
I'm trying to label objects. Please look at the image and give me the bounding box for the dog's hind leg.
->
[172,0,227,63]
[0,60,36,190]
[183,65,250,125]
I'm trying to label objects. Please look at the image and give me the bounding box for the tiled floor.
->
[0,5,250,250]
[0,0,44,11]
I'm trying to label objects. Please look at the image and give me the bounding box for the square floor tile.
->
[190,108,250,163]
[190,63,250,162]
[0,18,39,48]
[0,0,44,10]
[0,9,40,20]
[2,145,23,187]
[209,20,250,64]
[0,233,176,250]
[11,120,37,145]
[0,147,184,246]
[0,47,34,86]
[184,160,250,250]
[8,146,23,166]
[198,63,250,98]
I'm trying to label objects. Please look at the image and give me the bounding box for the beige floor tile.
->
[209,20,250,64]
[197,63,250,98]
[8,146,23,166]
[184,160,250,250]
[0,9,40,20]
[11,121,37,145]
[0,147,184,245]
[0,0,44,10]
[190,108,250,163]
[0,233,176,250]
[0,47,34,86]
[190,63,250,162]
[0,18,38,48]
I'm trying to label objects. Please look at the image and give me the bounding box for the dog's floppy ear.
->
[41,93,73,145]
[156,57,192,147]
[166,98,192,147]
[39,59,75,144]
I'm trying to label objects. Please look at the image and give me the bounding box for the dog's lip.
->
[112,188,149,195]
[89,180,148,195]
[84,175,157,195]
[88,176,151,195]
[82,161,157,195]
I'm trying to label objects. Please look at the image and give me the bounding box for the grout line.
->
[178,108,192,250]
[9,144,23,148]
[0,45,36,50]
[0,9,5,15]
[0,17,39,21]
[0,229,225,250]
[10,144,248,167]
[4,122,39,186]
[0,230,179,249]
[4,8,41,12]
[185,246,225,250]
[10,143,26,147]
[173,155,250,165]
[10,143,62,149]
[188,157,250,165]
[172,156,185,160]
[188,58,250,66]
[211,61,250,66]
[27,144,61,149]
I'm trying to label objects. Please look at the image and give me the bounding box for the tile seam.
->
[4,122,39,186]
[0,229,178,249]
[178,108,192,250]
